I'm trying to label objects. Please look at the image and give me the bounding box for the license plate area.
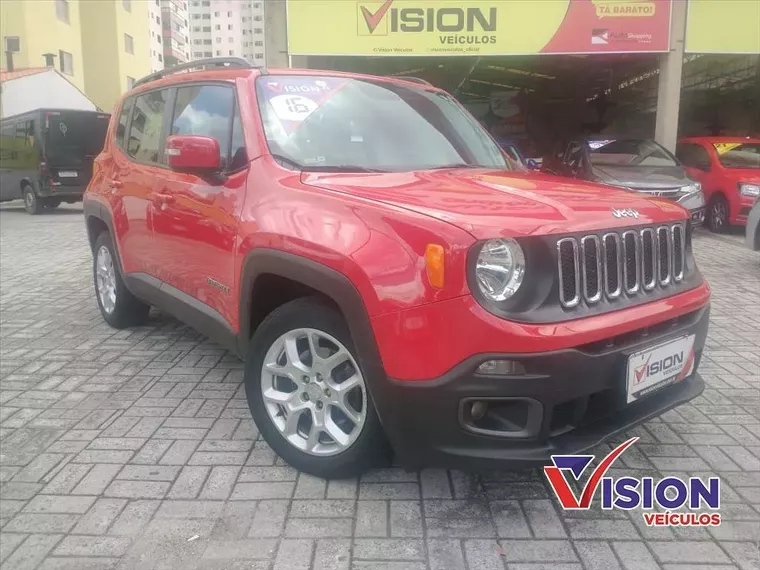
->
[58,171,78,178]
[626,335,696,404]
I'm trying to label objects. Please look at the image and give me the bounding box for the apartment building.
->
[161,0,191,67]
[1,0,152,113]
[79,0,151,111]
[149,0,164,72]
[188,0,266,65]
[0,0,86,91]
[241,1,266,66]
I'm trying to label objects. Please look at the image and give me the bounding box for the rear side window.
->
[116,97,134,148]
[171,85,235,169]
[128,89,169,164]
[676,143,710,169]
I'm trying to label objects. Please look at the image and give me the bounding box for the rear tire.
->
[22,185,41,215]
[92,231,150,329]
[706,195,729,233]
[244,298,389,478]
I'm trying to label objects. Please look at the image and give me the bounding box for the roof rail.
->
[132,57,260,89]
[393,76,433,86]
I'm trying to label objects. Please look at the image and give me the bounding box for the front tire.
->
[92,231,150,329]
[244,298,388,478]
[23,186,41,215]
[707,195,729,233]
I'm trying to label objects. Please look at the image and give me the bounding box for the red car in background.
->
[676,137,760,232]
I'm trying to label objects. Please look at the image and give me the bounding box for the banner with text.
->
[287,0,673,56]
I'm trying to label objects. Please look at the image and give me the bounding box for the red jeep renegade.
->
[84,59,710,478]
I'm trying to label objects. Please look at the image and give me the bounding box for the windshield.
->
[713,143,760,169]
[255,75,509,172]
[44,111,110,165]
[587,138,678,167]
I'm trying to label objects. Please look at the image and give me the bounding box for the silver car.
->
[547,137,706,225]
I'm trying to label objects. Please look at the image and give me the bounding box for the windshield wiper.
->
[270,153,303,171]
[301,165,388,173]
[269,155,386,173]
[428,163,482,170]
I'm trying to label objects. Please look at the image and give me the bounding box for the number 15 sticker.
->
[270,95,318,122]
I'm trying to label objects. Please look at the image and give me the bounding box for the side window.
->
[677,143,710,170]
[171,85,234,168]
[229,103,247,171]
[128,89,169,163]
[115,97,134,148]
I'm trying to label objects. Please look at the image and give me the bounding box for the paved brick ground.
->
[0,202,758,570]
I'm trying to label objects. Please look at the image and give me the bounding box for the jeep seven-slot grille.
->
[557,224,686,308]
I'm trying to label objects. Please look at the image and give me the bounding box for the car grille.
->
[557,224,686,308]
[628,187,682,200]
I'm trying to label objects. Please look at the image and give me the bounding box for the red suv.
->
[676,137,760,232]
[84,59,711,478]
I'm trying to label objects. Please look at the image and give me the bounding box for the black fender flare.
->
[238,248,387,388]
[83,199,127,276]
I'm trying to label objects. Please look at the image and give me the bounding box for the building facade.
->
[188,0,241,60]
[80,0,152,111]
[187,0,266,65]
[161,0,191,67]
[241,1,267,66]
[148,0,164,72]
[0,0,87,91]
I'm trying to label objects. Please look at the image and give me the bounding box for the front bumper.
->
[36,182,86,200]
[374,305,709,470]
[677,191,706,226]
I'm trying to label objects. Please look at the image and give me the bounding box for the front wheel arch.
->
[238,249,387,403]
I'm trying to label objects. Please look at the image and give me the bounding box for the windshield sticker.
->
[260,76,349,136]
[269,95,320,122]
[59,122,68,137]
[713,143,741,155]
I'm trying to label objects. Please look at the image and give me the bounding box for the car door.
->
[150,82,247,327]
[107,88,171,275]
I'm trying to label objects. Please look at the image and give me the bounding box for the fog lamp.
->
[476,360,526,376]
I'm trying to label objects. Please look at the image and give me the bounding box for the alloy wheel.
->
[711,201,727,230]
[260,328,367,456]
[96,245,117,314]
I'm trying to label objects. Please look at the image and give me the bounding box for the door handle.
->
[155,193,175,204]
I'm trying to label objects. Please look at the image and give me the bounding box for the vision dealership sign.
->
[287,0,673,56]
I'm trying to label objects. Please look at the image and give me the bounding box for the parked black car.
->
[544,136,706,225]
[0,109,110,214]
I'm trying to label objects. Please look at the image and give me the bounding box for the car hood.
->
[591,164,691,189]
[301,169,687,240]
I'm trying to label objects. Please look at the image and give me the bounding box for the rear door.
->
[43,111,110,189]
[150,82,246,327]
[108,89,171,275]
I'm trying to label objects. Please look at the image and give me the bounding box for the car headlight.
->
[680,182,701,194]
[475,238,525,302]
[740,183,760,197]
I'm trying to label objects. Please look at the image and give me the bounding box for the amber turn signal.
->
[425,244,445,289]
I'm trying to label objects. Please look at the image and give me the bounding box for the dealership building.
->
[262,0,759,156]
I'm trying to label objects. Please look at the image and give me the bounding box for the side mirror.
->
[166,135,220,173]
[526,159,538,170]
